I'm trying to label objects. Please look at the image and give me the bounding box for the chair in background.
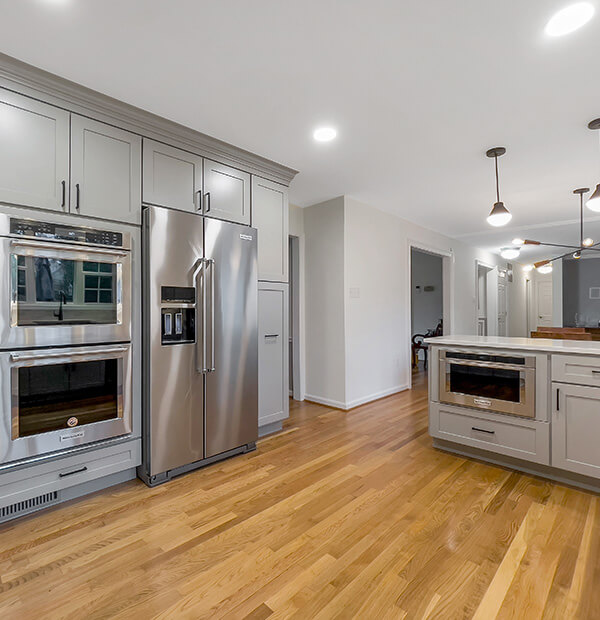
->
[412,320,443,370]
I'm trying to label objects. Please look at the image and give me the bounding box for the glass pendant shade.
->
[500,247,520,259]
[586,184,600,212]
[487,202,512,227]
[537,264,553,274]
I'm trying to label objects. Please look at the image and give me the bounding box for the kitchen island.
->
[426,335,600,492]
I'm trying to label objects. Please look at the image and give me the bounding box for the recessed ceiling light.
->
[500,247,520,260]
[545,3,594,37]
[313,127,337,142]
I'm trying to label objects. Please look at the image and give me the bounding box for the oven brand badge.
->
[474,398,492,408]
[240,234,253,241]
[67,417,79,428]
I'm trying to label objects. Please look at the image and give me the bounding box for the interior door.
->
[497,274,507,336]
[536,279,553,327]
[0,89,69,212]
[204,218,258,457]
[142,139,203,212]
[71,115,141,224]
[203,159,251,225]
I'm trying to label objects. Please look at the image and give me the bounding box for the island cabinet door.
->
[70,115,142,224]
[552,383,600,478]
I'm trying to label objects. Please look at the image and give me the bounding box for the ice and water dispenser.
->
[160,286,195,345]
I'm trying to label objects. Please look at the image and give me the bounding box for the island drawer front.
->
[552,355,600,388]
[430,403,550,465]
[0,439,141,510]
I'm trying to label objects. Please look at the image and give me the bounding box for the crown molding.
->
[0,53,298,186]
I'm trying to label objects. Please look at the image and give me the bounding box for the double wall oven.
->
[0,211,133,466]
[439,349,536,418]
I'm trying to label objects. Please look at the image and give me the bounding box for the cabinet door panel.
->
[142,139,202,212]
[252,177,288,282]
[71,115,141,224]
[553,383,600,478]
[0,89,69,212]
[258,284,289,427]
[203,159,250,225]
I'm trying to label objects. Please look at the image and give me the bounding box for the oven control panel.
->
[10,219,124,247]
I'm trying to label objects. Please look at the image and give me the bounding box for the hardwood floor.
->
[0,372,599,619]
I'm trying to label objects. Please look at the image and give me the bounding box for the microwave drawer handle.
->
[59,466,88,478]
[443,358,529,372]
[11,346,128,362]
[10,239,127,257]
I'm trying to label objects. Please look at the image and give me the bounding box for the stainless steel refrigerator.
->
[138,206,258,486]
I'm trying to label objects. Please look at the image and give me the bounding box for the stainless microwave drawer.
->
[0,438,141,511]
[552,354,600,387]
[429,402,550,465]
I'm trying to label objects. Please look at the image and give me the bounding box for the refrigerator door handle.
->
[208,258,216,372]
[193,258,207,374]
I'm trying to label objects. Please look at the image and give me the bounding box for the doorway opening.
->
[410,248,444,377]
[289,235,302,401]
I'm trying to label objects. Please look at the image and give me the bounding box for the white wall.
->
[508,264,528,337]
[411,249,443,342]
[303,197,347,407]
[298,196,523,409]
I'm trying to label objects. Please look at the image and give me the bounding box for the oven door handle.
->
[443,359,530,372]
[10,346,128,362]
[10,239,128,257]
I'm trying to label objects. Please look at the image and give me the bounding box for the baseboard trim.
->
[305,385,410,411]
[345,385,410,410]
[304,394,347,410]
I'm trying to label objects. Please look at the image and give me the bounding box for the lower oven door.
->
[439,358,536,418]
[0,344,132,466]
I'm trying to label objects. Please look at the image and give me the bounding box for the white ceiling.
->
[1,0,600,254]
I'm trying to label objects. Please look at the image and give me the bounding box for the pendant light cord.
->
[580,193,584,247]
[495,154,500,203]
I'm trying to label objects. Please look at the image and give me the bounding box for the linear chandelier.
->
[516,188,600,273]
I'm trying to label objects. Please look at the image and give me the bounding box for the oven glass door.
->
[3,238,131,348]
[15,357,121,438]
[448,363,521,403]
[1,345,132,465]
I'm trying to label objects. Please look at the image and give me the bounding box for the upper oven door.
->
[439,351,536,418]
[0,237,131,348]
[0,344,132,466]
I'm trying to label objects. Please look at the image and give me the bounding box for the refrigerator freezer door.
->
[144,206,205,476]
[204,218,258,457]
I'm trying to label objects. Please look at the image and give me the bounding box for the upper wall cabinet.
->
[71,115,142,224]
[0,89,69,212]
[203,159,250,225]
[142,139,203,213]
[252,177,289,282]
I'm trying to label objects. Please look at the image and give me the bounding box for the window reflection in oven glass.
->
[449,364,521,403]
[13,255,117,326]
[17,359,120,437]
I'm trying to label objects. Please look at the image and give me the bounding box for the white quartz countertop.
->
[425,335,600,355]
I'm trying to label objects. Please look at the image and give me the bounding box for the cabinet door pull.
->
[196,190,202,211]
[75,183,80,211]
[592,370,600,375]
[59,466,88,478]
[472,427,495,435]
[61,180,66,208]
[556,387,560,412]
[264,334,279,338]
[205,192,211,213]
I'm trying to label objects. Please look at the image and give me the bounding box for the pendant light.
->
[587,119,600,212]
[486,147,512,226]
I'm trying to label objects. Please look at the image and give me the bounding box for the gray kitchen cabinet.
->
[0,89,70,212]
[258,282,289,428]
[203,159,251,225]
[553,383,600,478]
[552,354,600,388]
[252,176,289,282]
[71,115,142,224]
[142,139,203,212]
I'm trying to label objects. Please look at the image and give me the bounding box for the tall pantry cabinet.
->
[252,177,290,432]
